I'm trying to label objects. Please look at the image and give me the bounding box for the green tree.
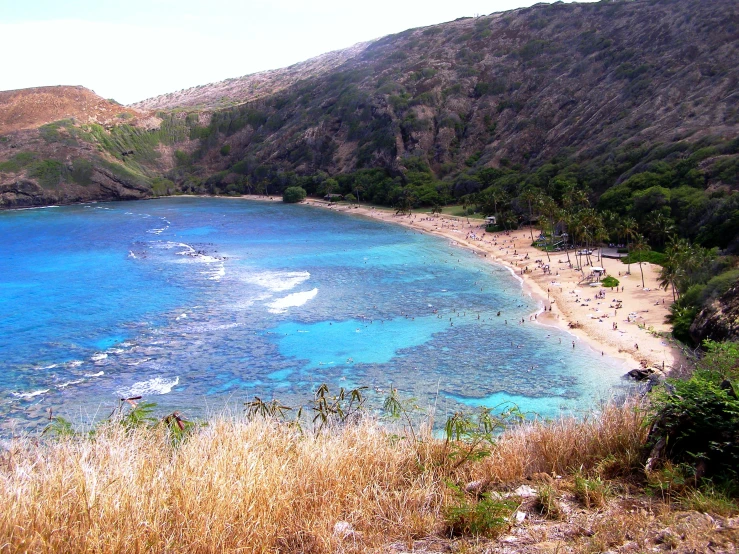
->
[283,186,307,203]
[631,233,651,288]
[619,217,639,274]
[519,186,540,242]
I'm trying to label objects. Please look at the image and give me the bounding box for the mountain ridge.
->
[0,0,737,211]
[129,41,374,111]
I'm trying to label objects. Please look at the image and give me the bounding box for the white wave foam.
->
[85,371,105,377]
[204,263,225,281]
[159,242,226,281]
[58,379,83,389]
[267,288,318,314]
[242,270,311,292]
[120,376,179,397]
[13,389,49,399]
[67,360,83,368]
[38,363,58,370]
[90,353,108,362]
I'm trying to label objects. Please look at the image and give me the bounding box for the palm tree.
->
[619,217,639,274]
[659,237,689,301]
[599,210,619,245]
[519,187,540,242]
[539,195,558,263]
[479,185,508,219]
[647,213,676,249]
[631,233,651,288]
[594,224,610,263]
[560,209,573,267]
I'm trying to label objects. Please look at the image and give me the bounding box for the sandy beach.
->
[278,197,692,376]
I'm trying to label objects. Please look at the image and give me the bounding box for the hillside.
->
[0,0,737,216]
[170,0,737,177]
[130,42,373,111]
[0,86,143,134]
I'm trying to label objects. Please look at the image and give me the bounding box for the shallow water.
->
[0,198,630,431]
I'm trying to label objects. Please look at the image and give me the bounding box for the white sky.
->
[0,0,598,105]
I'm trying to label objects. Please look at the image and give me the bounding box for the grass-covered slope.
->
[2,400,737,553]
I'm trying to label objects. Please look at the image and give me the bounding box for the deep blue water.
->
[0,198,629,431]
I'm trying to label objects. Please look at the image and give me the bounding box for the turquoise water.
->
[0,198,630,431]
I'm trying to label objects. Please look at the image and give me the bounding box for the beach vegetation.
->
[282,185,307,203]
[601,276,619,288]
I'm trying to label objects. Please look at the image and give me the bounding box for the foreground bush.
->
[646,340,739,482]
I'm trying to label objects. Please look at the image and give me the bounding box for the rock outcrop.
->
[690,281,739,343]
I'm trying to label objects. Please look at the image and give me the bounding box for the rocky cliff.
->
[691,282,739,344]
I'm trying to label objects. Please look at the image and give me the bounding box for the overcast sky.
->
[0,0,598,105]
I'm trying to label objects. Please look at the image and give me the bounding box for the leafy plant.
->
[573,471,611,508]
[159,411,197,447]
[443,403,523,469]
[42,412,76,438]
[311,384,367,431]
[109,397,158,431]
[647,356,739,481]
[245,396,294,420]
[535,484,563,519]
[601,275,620,288]
[383,388,421,442]
[444,482,517,537]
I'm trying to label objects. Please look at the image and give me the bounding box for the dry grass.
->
[468,402,649,484]
[0,402,702,554]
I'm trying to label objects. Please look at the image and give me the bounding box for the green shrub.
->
[28,159,64,188]
[573,473,611,508]
[648,354,739,481]
[70,158,93,185]
[282,186,307,203]
[670,306,698,344]
[535,485,563,519]
[444,485,516,538]
[0,152,36,173]
[220,144,231,156]
[698,270,739,305]
[601,276,620,288]
[620,250,666,265]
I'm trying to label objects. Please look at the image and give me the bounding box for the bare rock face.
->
[690,282,739,343]
[0,167,151,209]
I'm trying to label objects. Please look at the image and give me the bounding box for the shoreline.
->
[57,192,689,375]
[289,197,690,375]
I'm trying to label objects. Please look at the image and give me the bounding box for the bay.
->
[0,198,629,431]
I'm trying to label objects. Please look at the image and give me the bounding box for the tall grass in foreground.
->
[0,404,648,553]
